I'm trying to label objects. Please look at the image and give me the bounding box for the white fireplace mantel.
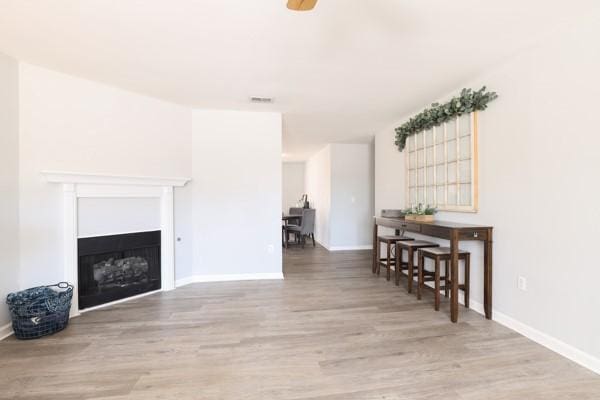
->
[42,171,190,187]
[41,171,191,316]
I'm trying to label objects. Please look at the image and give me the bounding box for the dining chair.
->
[283,207,304,243]
[289,207,304,216]
[283,208,315,248]
[286,207,303,228]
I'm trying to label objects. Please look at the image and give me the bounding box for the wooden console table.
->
[373,217,493,322]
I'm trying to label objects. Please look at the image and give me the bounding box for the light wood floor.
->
[1,245,599,399]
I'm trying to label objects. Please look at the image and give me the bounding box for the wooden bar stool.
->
[417,247,470,311]
[374,235,414,281]
[395,240,439,292]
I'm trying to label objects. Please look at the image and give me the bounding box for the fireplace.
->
[78,231,161,309]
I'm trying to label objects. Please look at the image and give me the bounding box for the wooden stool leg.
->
[464,254,470,308]
[386,242,391,281]
[417,251,424,300]
[395,245,401,286]
[444,259,449,298]
[434,257,441,311]
[407,248,414,293]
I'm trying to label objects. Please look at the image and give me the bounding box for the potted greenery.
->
[403,203,437,222]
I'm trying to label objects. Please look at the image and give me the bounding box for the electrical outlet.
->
[518,276,527,291]
[267,244,275,254]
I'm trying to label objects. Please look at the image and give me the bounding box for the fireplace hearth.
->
[78,231,161,309]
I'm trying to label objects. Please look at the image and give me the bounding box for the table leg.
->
[372,222,378,273]
[450,229,459,323]
[484,229,493,319]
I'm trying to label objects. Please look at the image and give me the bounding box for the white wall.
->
[305,144,374,250]
[282,162,305,213]
[375,128,405,214]
[329,144,374,249]
[191,110,282,278]
[305,145,331,248]
[77,198,161,238]
[14,62,284,296]
[17,63,193,287]
[0,52,20,329]
[374,17,600,365]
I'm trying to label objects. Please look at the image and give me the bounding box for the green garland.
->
[394,86,498,151]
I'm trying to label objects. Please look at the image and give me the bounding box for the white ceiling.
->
[0,0,596,160]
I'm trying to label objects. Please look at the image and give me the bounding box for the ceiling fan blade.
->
[287,0,318,11]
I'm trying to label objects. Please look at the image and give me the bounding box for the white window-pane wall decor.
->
[447,184,457,206]
[447,162,457,184]
[405,112,479,212]
[425,129,434,147]
[447,140,457,162]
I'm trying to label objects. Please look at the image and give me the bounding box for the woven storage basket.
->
[6,282,73,340]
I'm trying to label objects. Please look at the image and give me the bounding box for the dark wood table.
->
[373,216,493,322]
[282,215,302,225]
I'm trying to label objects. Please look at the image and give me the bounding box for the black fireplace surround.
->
[78,230,161,309]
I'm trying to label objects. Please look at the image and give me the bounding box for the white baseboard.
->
[328,245,373,251]
[315,239,372,252]
[174,275,198,287]
[408,278,600,375]
[0,322,13,341]
[176,272,284,287]
[491,306,600,375]
[463,298,600,375]
[315,240,329,250]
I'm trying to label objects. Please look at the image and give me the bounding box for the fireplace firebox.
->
[78,231,161,309]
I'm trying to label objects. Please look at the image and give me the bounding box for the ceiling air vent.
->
[250,96,274,104]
